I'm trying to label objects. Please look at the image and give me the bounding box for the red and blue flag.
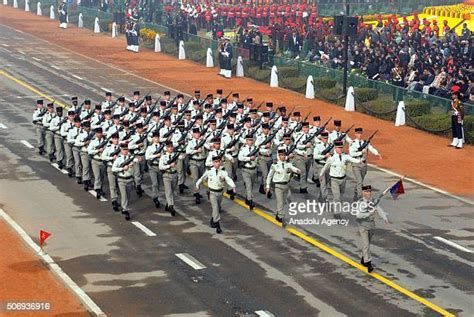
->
[389,179,405,199]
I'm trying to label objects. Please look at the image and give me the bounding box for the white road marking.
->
[51,163,68,174]
[18,50,25,55]
[0,123,7,129]
[368,163,474,206]
[21,140,34,149]
[0,208,106,317]
[433,236,474,253]
[72,74,84,80]
[100,87,112,93]
[51,64,61,70]
[32,56,41,62]
[88,190,108,202]
[16,94,69,99]
[175,253,206,270]
[255,310,275,317]
[2,44,9,47]
[131,221,157,237]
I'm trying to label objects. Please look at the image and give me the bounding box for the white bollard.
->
[344,86,355,111]
[154,34,161,52]
[78,13,83,28]
[36,1,41,15]
[49,5,54,19]
[305,75,315,99]
[395,101,406,126]
[111,22,117,38]
[25,0,29,12]
[3,0,7,6]
[206,48,214,68]
[178,40,186,60]
[13,0,18,8]
[270,65,278,88]
[94,17,100,33]
[236,56,244,77]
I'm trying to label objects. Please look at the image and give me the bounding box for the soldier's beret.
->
[152,131,160,137]
[212,137,221,143]
[56,107,63,113]
[47,103,54,108]
[362,185,372,191]
[355,127,363,133]
[232,93,239,97]
[37,99,44,104]
[334,120,342,126]
[164,91,171,96]
[229,113,237,118]
[163,115,171,121]
[279,107,287,112]
[278,148,286,154]
[118,97,125,102]
[320,131,329,137]
[204,103,212,109]
[266,102,273,107]
[212,155,221,161]
[220,98,228,104]
[283,133,291,139]
[145,95,152,101]
[334,140,344,147]
[67,110,75,116]
[282,117,289,122]
[103,109,111,115]
[293,111,301,117]
[111,133,119,139]
[192,128,201,133]
[313,116,321,121]
[82,121,91,127]
[184,110,191,114]
[194,90,200,95]
[177,94,184,98]
[216,89,223,94]
[95,127,103,133]
[71,97,78,101]
[215,108,222,113]
[171,104,178,109]
[262,112,270,118]
[209,119,217,124]
[195,114,203,120]
[140,107,147,113]
[95,104,102,110]
[152,111,160,116]
[112,114,120,119]
[237,103,244,109]
[227,124,235,129]
[302,122,309,127]
[246,98,253,102]
[129,102,136,107]
[178,121,185,127]
[160,101,167,106]
[165,140,173,146]
[73,116,81,122]
[249,109,257,114]
[134,90,140,96]
[84,99,91,105]
[193,100,200,105]
[262,123,269,129]
[123,120,130,127]
[135,123,143,129]
[246,133,254,139]
[243,117,251,123]
[105,92,112,97]
[122,143,129,149]
[206,94,213,99]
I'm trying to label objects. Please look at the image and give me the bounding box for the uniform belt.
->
[314,160,326,165]
[274,181,289,185]
[118,176,133,180]
[164,170,177,174]
[243,166,257,170]
[191,158,205,161]
[92,157,102,162]
[352,155,363,158]
[209,187,223,192]
[135,153,145,156]
[331,175,346,180]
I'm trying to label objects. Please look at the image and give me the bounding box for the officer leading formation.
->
[32,89,387,272]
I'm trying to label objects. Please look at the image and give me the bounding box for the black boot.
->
[245,198,250,206]
[49,154,55,163]
[124,210,131,221]
[181,184,189,189]
[248,200,255,210]
[227,190,235,200]
[165,204,169,212]
[179,184,185,194]
[361,257,365,266]
[194,193,201,204]
[112,200,119,212]
[312,177,320,187]
[57,162,64,170]
[76,177,82,185]
[275,215,283,223]
[267,191,272,199]
[210,218,217,228]
[215,222,222,234]
[300,188,308,194]
[169,205,176,216]
[38,146,45,155]
[136,185,143,197]
[259,184,266,194]
[84,181,90,191]
[366,261,374,273]
[153,197,161,208]
[67,168,74,178]
[95,189,101,200]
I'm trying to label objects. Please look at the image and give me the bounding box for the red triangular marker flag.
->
[39,230,52,249]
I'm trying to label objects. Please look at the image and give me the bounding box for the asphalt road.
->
[0,23,473,317]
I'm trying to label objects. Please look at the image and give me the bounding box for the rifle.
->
[319,125,354,156]
[285,133,306,156]
[163,126,176,139]
[97,115,106,125]
[166,152,181,165]
[107,95,124,109]
[294,112,312,133]
[38,107,48,117]
[255,100,265,111]
[336,124,354,143]
[119,107,129,118]
[203,113,215,126]
[75,100,85,115]
[59,115,68,126]
[357,130,378,152]
[82,110,95,122]
[136,91,151,108]
[216,119,228,131]
[149,143,166,163]
[119,155,135,168]
[83,131,95,143]
[247,146,260,158]
[258,129,279,148]
[122,129,135,141]
[95,135,113,150]
[167,95,178,108]
[147,98,160,115]
[302,117,332,145]
[129,113,140,125]
[110,147,121,157]
[194,136,208,150]
[173,111,186,126]
[287,106,296,117]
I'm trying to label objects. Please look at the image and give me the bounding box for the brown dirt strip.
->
[0,5,473,197]
[0,219,88,316]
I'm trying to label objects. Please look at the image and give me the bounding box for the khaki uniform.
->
[266,159,299,218]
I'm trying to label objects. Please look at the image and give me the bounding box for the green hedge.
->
[405,99,431,117]
[355,88,378,102]
[280,77,307,94]
[278,66,300,79]
[314,77,337,89]
[247,66,271,82]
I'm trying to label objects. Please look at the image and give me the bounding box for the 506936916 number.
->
[2,301,51,311]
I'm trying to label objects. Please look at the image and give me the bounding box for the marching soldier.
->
[329,120,352,144]
[112,144,135,220]
[221,124,239,180]
[238,133,258,209]
[42,103,57,162]
[76,121,94,191]
[186,128,207,204]
[101,91,113,111]
[79,100,93,121]
[61,110,76,176]
[319,141,362,218]
[88,128,107,199]
[256,123,273,197]
[32,99,46,155]
[266,149,300,227]
[100,109,113,134]
[312,131,331,201]
[67,116,82,182]
[159,141,179,216]
[128,122,147,196]
[196,156,236,234]
[113,97,127,117]
[349,128,382,200]
[356,185,389,273]
[102,133,121,211]
[292,122,315,194]
[145,131,163,208]
[49,106,65,168]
